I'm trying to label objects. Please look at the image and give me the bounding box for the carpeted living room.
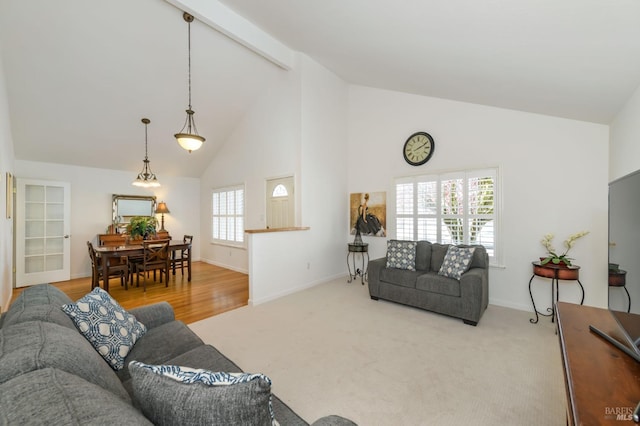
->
[2,0,640,425]
[189,278,566,425]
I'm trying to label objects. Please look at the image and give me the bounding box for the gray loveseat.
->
[0,283,354,425]
[368,241,489,326]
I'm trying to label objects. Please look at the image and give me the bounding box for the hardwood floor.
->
[10,262,249,324]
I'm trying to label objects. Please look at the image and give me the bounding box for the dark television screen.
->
[606,169,640,360]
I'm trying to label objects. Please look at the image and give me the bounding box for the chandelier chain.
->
[187,18,192,110]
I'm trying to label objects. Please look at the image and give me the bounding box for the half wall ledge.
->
[245,227,310,234]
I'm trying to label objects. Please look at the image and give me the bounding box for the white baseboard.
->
[489,297,531,312]
[249,273,345,306]
[200,258,248,274]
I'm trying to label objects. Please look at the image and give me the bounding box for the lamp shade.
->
[175,133,204,152]
[155,201,170,214]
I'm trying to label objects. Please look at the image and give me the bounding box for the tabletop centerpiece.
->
[540,231,589,267]
[127,216,157,241]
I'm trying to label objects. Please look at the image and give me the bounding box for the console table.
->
[529,261,584,324]
[557,302,640,424]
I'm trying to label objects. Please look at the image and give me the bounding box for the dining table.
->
[95,239,191,292]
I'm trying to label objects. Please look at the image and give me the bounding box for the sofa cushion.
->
[62,287,147,371]
[0,321,130,402]
[414,241,433,271]
[0,368,150,426]
[312,415,358,426]
[438,246,476,280]
[117,319,204,382]
[129,361,276,426]
[430,243,450,272]
[386,240,417,271]
[2,283,76,330]
[416,272,461,297]
[379,268,422,288]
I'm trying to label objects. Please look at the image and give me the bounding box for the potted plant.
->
[127,216,157,240]
[540,231,589,267]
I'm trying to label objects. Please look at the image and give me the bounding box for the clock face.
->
[403,132,434,166]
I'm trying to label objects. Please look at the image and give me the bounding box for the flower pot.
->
[540,257,569,268]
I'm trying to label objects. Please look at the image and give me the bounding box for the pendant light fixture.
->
[132,118,160,188]
[175,12,205,153]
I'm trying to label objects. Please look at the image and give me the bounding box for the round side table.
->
[528,261,584,324]
[347,243,368,285]
[609,269,630,313]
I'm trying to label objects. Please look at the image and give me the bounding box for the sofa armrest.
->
[367,257,387,297]
[459,267,489,320]
[129,302,175,329]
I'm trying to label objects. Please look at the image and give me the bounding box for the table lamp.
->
[155,201,170,231]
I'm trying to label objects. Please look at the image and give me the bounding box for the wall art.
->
[350,191,386,237]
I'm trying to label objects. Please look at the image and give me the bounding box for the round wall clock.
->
[403,131,435,166]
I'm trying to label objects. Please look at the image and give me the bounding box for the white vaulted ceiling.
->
[2,0,640,177]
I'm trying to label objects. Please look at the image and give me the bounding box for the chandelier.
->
[132,118,160,188]
[175,12,205,153]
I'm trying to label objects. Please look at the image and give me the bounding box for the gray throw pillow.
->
[438,246,476,280]
[385,240,417,271]
[129,361,276,426]
[62,287,146,370]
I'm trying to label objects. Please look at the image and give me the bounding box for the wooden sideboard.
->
[556,302,640,424]
[98,231,170,246]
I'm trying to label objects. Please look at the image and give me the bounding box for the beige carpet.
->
[189,278,566,425]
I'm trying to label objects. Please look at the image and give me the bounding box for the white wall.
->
[0,52,15,311]
[298,54,349,291]
[347,85,610,310]
[14,160,200,279]
[202,54,349,304]
[199,64,298,273]
[610,84,640,181]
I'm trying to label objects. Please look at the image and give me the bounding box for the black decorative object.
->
[353,227,363,245]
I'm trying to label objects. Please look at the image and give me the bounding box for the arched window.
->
[272,184,288,197]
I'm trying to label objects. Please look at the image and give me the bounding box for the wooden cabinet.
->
[98,231,171,247]
[156,231,170,240]
[98,234,127,247]
[557,302,640,424]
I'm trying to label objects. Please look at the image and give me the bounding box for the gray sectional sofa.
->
[0,283,354,425]
[368,241,489,326]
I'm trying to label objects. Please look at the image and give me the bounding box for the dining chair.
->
[134,239,170,291]
[87,241,129,290]
[172,235,193,277]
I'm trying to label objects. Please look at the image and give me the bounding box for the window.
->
[272,184,288,197]
[212,185,244,245]
[396,168,498,261]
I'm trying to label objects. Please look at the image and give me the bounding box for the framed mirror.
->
[112,194,156,231]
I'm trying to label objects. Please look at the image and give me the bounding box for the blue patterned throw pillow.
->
[386,240,417,271]
[61,288,146,370]
[438,246,476,280]
[129,361,278,426]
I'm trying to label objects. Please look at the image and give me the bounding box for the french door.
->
[16,178,71,287]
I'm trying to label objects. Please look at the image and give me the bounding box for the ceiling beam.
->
[164,0,295,70]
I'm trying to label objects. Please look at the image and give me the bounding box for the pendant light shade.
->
[175,12,205,153]
[133,118,160,188]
